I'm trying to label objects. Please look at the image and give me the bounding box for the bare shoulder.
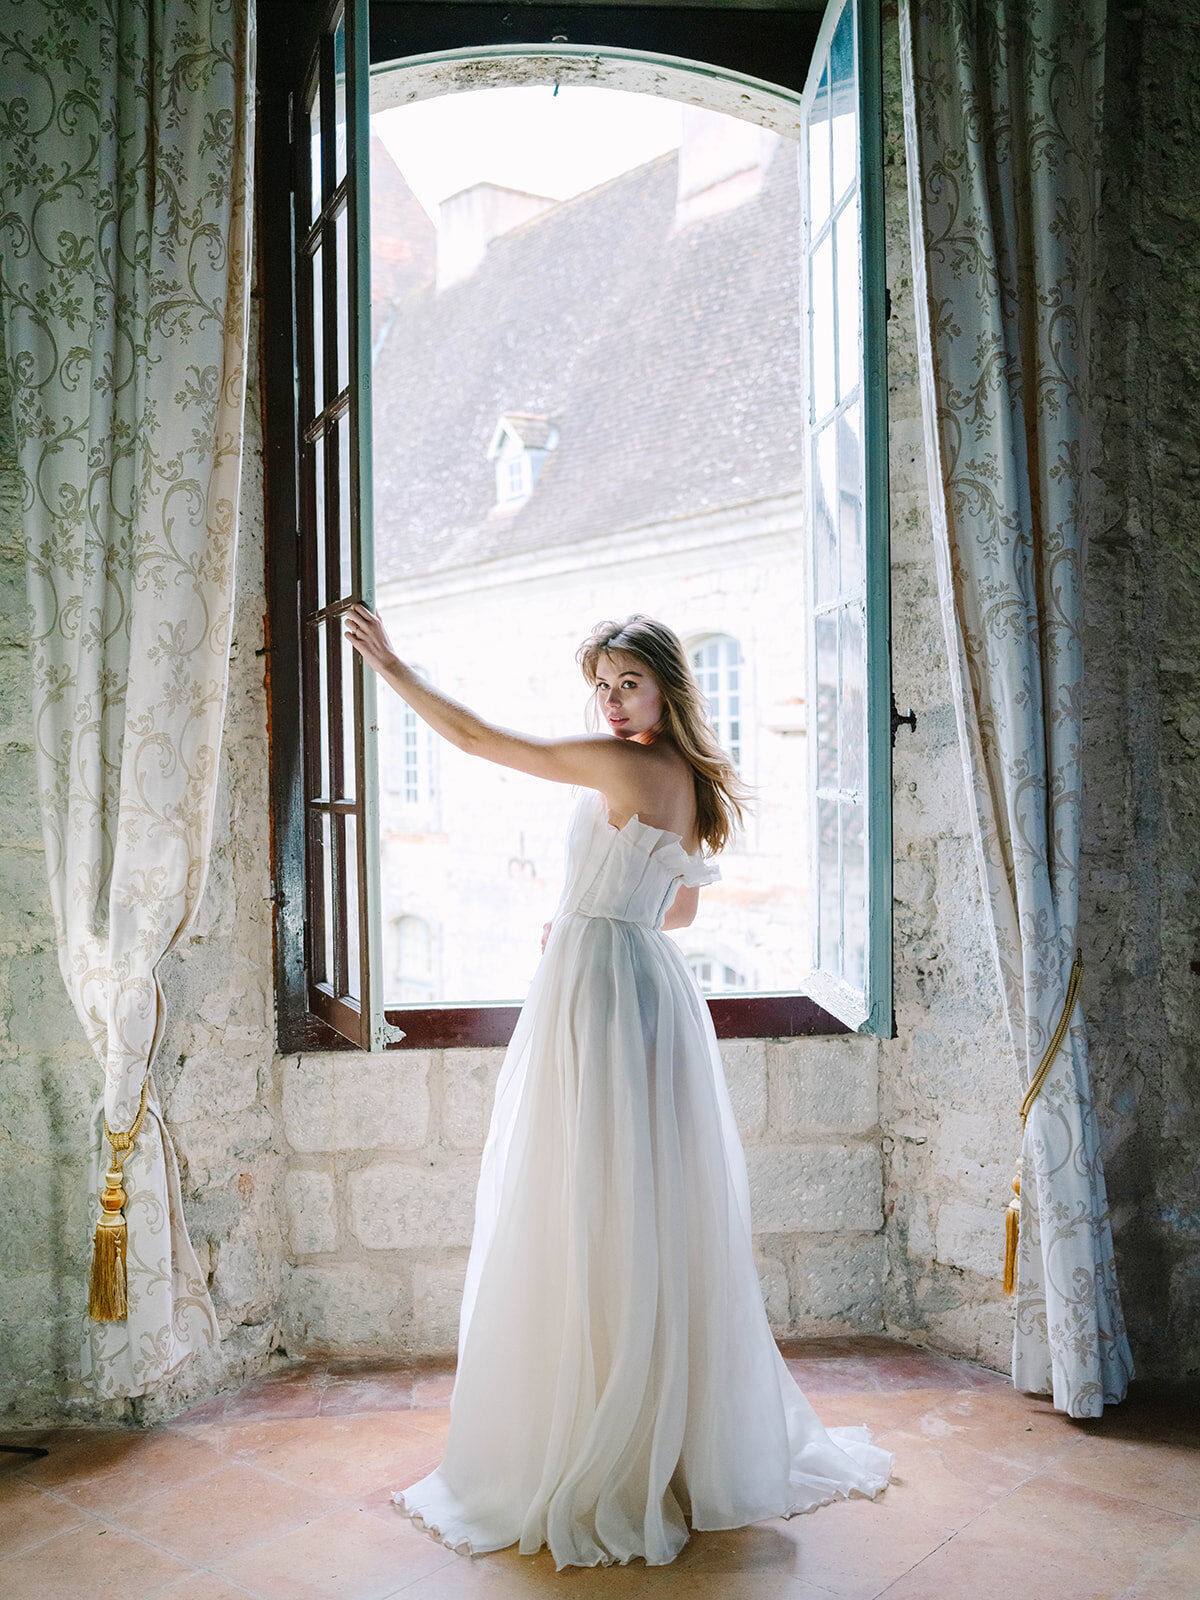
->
[602,741,698,846]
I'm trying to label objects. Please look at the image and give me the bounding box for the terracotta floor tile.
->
[215,1503,457,1600]
[866,1428,1028,1528]
[806,1390,949,1435]
[412,1371,457,1408]
[785,1360,881,1394]
[910,1389,1085,1471]
[1119,1521,1200,1600]
[0,1477,92,1557]
[318,1372,417,1417]
[398,1541,657,1598]
[0,1520,191,1600]
[1050,1430,1200,1519]
[205,1413,445,1503]
[755,1489,969,1598]
[112,1460,329,1565]
[17,1428,157,1488]
[643,1573,840,1600]
[940,1473,1193,1595]
[876,1532,1109,1600]
[219,1368,328,1422]
[50,1432,228,1513]
[152,1577,263,1599]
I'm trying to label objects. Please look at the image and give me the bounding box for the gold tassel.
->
[88,1083,148,1323]
[1003,950,1084,1296]
[1003,1159,1021,1295]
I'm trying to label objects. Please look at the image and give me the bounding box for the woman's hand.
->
[343,603,398,676]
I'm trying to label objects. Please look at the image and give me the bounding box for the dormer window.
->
[487,412,557,509]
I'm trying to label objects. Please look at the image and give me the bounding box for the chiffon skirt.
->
[393,911,893,1568]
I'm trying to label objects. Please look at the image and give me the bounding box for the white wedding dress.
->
[394,788,893,1568]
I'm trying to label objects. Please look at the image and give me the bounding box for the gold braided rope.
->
[1004,949,1083,1295]
[88,1080,150,1322]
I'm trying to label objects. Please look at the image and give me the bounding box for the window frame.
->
[262,0,889,1052]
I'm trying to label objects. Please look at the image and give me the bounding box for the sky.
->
[371,85,684,225]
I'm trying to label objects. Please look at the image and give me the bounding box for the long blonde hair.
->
[576,615,750,856]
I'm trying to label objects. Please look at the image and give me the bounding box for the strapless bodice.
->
[555,788,720,931]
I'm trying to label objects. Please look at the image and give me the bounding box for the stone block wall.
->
[277,1037,885,1358]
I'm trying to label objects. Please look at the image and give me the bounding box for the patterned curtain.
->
[0,0,254,1398]
[899,0,1134,1416]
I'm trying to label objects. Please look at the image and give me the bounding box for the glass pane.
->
[817,796,841,977]
[309,85,322,222]
[808,62,832,230]
[836,193,861,404]
[338,408,353,598]
[841,605,865,796]
[346,811,361,1003]
[316,619,330,800]
[839,403,864,594]
[830,0,857,205]
[320,810,334,987]
[842,799,866,991]
[811,231,836,423]
[333,18,347,187]
[814,423,839,604]
[341,617,357,804]
[815,614,839,791]
[310,244,324,419]
[335,204,350,398]
[313,439,326,610]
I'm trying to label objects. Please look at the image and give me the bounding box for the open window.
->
[266,0,890,1050]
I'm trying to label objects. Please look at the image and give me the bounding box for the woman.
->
[345,605,893,1571]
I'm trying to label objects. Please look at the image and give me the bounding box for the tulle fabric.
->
[393,792,893,1568]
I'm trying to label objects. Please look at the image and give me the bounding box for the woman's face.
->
[595,650,665,743]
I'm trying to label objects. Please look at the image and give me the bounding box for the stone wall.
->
[3,0,1197,1425]
[277,1038,885,1357]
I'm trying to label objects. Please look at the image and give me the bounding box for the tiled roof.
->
[372,144,803,583]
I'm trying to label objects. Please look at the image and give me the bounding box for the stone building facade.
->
[0,2,1197,1425]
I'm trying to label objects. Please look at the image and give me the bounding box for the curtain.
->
[899,0,1134,1416]
[0,0,254,1399]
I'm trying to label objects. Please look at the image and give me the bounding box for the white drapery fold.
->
[900,0,1133,1415]
[0,0,255,1398]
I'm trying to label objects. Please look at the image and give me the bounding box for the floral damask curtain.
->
[900,0,1134,1415]
[0,0,254,1398]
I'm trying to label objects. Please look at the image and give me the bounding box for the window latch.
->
[891,694,916,746]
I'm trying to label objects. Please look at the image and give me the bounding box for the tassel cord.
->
[88,1081,150,1323]
[1003,949,1083,1296]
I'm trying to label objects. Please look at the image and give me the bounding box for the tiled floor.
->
[1,1338,1196,1600]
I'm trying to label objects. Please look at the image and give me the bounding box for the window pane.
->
[811,231,835,423]
[333,18,347,188]
[817,796,840,976]
[320,809,334,988]
[335,204,350,399]
[842,799,866,990]
[839,402,864,595]
[313,439,327,611]
[814,423,838,604]
[341,617,357,803]
[309,85,322,223]
[346,811,361,1002]
[310,244,324,420]
[338,408,353,598]
[841,605,865,796]
[830,0,857,205]
[808,62,832,230]
[815,614,838,791]
[836,193,861,404]
[316,619,330,800]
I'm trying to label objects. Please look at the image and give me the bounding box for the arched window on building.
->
[687,953,747,995]
[690,634,743,772]
[388,914,437,1003]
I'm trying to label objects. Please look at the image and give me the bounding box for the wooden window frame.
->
[261,0,890,1052]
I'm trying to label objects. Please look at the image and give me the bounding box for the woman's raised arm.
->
[345,603,634,791]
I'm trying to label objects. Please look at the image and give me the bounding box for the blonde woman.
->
[345,605,893,1570]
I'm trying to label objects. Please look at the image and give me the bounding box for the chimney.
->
[436,182,556,290]
[675,106,781,227]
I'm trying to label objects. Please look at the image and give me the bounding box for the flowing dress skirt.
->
[394,910,893,1568]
